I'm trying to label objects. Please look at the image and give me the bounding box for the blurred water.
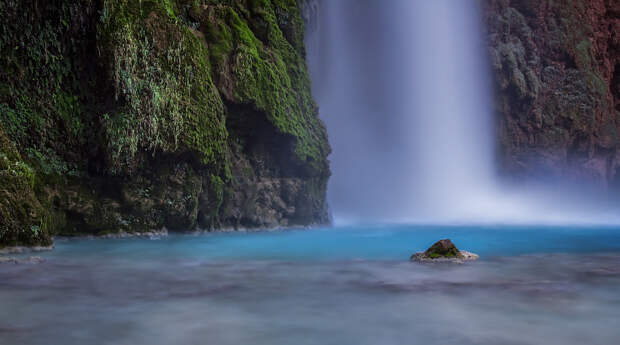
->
[305,0,620,225]
[306,0,494,222]
[2,225,620,345]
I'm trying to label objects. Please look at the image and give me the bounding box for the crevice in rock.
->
[225,102,304,179]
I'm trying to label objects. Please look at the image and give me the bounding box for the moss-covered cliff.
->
[0,0,330,247]
[483,0,619,187]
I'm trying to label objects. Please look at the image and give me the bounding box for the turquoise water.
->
[40,224,620,261]
[2,225,620,345]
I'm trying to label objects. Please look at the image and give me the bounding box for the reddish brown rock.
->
[482,0,619,187]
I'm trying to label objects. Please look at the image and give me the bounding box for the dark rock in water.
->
[424,239,460,258]
[411,239,479,263]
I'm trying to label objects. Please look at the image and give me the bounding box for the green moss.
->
[1,0,91,184]
[0,96,45,146]
[575,39,592,70]
[0,1,92,143]
[0,124,52,247]
[200,0,330,173]
[200,173,225,229]
[424,239,462,259]
[210,174,225,211]
[553,4,608,98]
[98,0,228,174]
[53,91,83,138]
[96,0,328,177]
[25,147,80,177]
[0,0,330,242]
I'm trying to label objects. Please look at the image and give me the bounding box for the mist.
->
[3,2,620,344]
[305,0,620,226]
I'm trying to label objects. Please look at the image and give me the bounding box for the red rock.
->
[482,0,619,187]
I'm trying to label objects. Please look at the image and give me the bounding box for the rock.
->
[0,125,53,248]
[0,256,46,264]
[410,239,479,263]
[0,245,53,255]
[424,239,460,257]
[0,0,330,248]
[481,0,620,184]
[97,229,169,239]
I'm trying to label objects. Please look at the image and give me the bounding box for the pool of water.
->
[2,225,620,345]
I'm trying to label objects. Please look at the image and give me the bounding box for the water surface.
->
[2,225,620,345]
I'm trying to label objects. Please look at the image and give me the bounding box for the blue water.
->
[42,224,620,261]
[2,225,620,345]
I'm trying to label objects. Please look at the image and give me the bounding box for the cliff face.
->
[483,0,619,186]
[0,0,330,247]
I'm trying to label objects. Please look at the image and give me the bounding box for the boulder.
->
[410,239,479,263]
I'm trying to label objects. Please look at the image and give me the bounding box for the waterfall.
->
[305,0,620,225]
[403,1,495,220]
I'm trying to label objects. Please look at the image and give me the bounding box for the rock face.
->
[0,125,53,246]
[411,239,479,263]
[482,0,620,187]
[0,0,330,247]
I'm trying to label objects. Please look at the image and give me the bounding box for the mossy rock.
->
[0,124,52,248]
[98,0,229,175]
[0,0,330,244]
[411,239,479,263]
[197,0,330,173]
[424,239,461,258]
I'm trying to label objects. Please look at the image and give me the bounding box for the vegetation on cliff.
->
[0,0,330,247]
[0,125,52,247]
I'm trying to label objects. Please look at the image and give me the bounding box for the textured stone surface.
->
[482,0,620,187]
[0,0,330,246]
[411,239,479,263]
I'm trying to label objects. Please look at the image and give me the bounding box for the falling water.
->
[305,0,492,223]
[402,1,496,220]
[305,0,620,225]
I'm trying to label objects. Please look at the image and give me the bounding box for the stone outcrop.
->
[411,239,479,263]
[0,125,53,246]
[0,0,330,247]
[482,0,620,187]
